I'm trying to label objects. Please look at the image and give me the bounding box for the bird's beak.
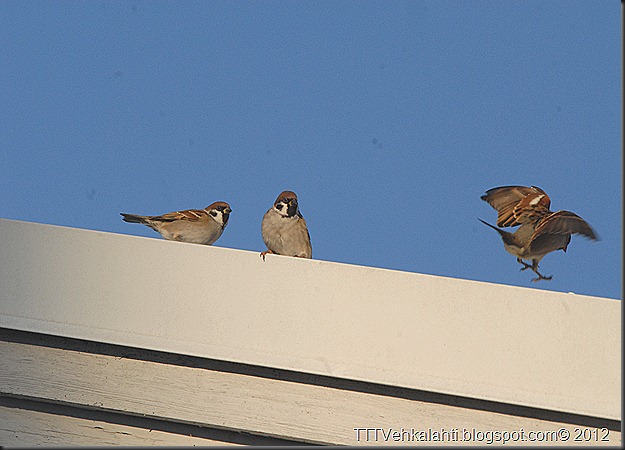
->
[287,201,297,217]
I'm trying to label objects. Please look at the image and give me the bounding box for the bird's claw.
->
[260,249,274,261]
[517,259,533,272]
[531,274,553,282]
[517,258,551,281]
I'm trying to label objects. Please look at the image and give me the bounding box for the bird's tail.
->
[120,213,147,224]
[478,218,501,233]
[478,218,517,246]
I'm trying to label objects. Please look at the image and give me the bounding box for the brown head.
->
[205,201,232,228]
[273,191,299,218]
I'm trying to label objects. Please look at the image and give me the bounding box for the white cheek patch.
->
[274,202,290,217]
[210,211,224,226]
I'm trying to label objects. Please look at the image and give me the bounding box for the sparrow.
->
[479,185,597,282]
[121,201,231,245]
[261,190,312,260]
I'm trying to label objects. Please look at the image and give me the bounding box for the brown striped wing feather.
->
[151,209,208,222]
[529,210,598,255]
[481,185,551,227]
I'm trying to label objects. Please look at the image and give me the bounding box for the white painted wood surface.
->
[1,341,619,446]
[0,218,620,420]
[0,405,227,447]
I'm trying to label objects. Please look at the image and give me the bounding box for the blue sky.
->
[1,1,620,300]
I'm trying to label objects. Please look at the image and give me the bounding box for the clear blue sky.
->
[1,1,620,300]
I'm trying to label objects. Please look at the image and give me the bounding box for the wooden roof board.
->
[0,218,620,420]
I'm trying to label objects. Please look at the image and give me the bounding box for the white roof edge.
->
[0,218,620,420]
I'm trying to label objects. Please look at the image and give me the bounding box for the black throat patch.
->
[286,202,298,217]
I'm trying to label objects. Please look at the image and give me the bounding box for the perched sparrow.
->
[121,201,231,245]
[479,185,597,282]
[261,190,312,260]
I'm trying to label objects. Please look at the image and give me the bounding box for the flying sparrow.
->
[479,185,597,282]
[121,201,231,245]
[261,190,312,260]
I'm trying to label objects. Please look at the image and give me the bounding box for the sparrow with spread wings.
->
[479,185,597,282]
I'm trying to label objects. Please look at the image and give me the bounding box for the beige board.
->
[0,341,620,446]
[0,218,620,421]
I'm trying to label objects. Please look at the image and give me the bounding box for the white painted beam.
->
[0,405,231,447]
[0,218,620,420]
[1,341,620,446]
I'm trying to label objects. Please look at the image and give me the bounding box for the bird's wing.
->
[532,210,598,240]
[529,210,598,254]
[481,185,551,227]
[152,209,207,222]
[297,212,312,243]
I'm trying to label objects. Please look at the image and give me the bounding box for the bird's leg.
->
[516,258,533,271]
[529,260,552,282]
[260,249,276,261]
